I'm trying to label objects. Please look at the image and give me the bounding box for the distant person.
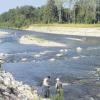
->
[0,63,1,69]
[55,78,63,96]
[0,59,3,71]
[42,76,51,98]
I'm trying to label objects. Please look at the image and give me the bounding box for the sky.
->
[0,0,47,14]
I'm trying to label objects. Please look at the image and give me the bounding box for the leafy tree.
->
[0,0,100,28]
[96,0,100,23]
[45,0,58,23]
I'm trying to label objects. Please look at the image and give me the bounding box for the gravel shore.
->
[26,26,100,37]
[0,71,39,100]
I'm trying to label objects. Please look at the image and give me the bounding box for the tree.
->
[45,0,58,23]
[0,0,100,28]
[60,0,77,23]
[96,0,100,23]
[72,0,97,24]
[55,0,63,23]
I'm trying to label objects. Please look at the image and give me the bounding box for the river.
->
[0,28,100,99]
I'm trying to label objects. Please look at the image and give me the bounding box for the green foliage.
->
[43,0,58,23]
[51,89,64,100]
[0,6,36,28]
[0,0,100,28]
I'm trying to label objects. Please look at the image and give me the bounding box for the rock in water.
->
[76,47,82,53]
[49,58,55,61]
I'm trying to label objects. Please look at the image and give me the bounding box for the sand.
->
[26,26,100,37]
[19,35,66,47]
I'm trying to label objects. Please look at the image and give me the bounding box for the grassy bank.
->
[0,23,100,29]
[27,24,100,28]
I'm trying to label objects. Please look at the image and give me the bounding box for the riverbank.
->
[0,70,39,100]
[26,24,100,37]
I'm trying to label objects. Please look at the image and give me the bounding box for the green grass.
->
[30,23,100,28]
[51,89,64,100]
[34,89,64,100]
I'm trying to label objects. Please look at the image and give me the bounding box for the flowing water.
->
[0,28,100,99]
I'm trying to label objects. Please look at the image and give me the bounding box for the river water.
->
[0,28,100,99]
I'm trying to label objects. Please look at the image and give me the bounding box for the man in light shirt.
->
[43,76,50,98]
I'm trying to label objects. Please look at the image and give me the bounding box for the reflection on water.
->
[1,29,100,99]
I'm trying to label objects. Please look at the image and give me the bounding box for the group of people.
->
[42,76,63,98]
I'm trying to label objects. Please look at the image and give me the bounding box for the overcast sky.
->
[0,0,47,14]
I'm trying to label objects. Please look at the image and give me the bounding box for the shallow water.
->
[0,29,100,99]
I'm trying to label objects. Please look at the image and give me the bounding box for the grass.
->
[34,89,64,100]
[29,23,100,28]
[51,89,64,100]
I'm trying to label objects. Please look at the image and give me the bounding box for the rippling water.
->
[0,29,100,99]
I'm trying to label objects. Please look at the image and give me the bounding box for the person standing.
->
[55,78,63,96]
[42,76,51,98]
[0,59,3,71]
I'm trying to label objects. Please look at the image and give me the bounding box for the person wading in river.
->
[0,59,3,71]
[42,76,51,98]
[55,78,63,96]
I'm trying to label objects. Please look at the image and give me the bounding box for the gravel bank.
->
[0,71,39,100]
[26,26,100,37]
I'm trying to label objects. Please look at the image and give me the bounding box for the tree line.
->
[0,0,100,28]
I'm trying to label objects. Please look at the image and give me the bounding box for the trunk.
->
[58,9,62,23]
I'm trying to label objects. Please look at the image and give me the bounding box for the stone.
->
[3,77,11,86]
[0,71,38,100]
